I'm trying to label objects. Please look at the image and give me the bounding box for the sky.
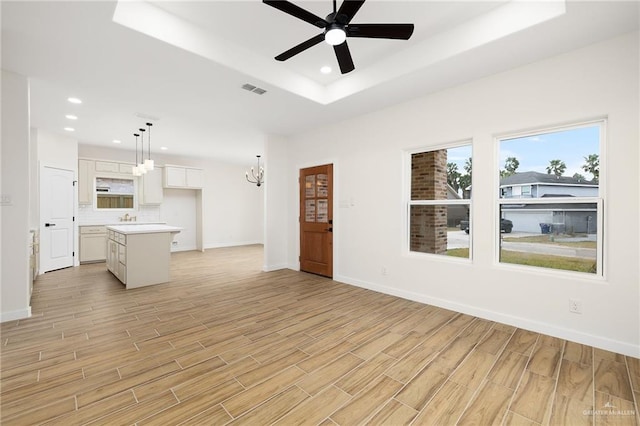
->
[500,124,600,179]
[446,123,600,181]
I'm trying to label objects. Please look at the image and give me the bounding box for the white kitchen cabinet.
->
[78,159,95,205]
[93,160,134,175]
[106,237,121,280]
[95,161,120,173]
[139,167,163,205]
[186,168,203,188]
[107,225,181,289]
[119,163,133,175]
[80,226,107,263]
[164,165,203,189]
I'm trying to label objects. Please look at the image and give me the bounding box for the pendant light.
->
[132,133,142,176]
[144,122,154,171]
[138,128,147,174]
[245,155,264,187]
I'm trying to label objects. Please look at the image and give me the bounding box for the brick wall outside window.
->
[410,150,448,254]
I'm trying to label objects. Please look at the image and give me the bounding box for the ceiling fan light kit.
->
[325,25,346,45]
[264,0,414,74]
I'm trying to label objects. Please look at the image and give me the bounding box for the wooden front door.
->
[300,164,333,278]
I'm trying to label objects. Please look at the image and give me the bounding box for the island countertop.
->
[106,224,183,234]
[80,221,166,227]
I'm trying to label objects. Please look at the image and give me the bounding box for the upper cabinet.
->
[78,159,200,206]
[164,165,203,189]
[78,158,137,206]
[78,159,95,205]
[95,161,132,175]
[139,166,163,205]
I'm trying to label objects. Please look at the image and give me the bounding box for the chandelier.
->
[245,155,264,187]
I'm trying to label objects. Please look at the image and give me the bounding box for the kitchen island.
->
[106,224,182,289]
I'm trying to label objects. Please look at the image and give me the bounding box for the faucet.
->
[121,213,130,222]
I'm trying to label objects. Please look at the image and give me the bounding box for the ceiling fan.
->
[263,0,414,74]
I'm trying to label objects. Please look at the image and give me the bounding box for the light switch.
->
[0,194,12,206]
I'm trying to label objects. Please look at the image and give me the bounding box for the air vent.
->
[241,83,267,95]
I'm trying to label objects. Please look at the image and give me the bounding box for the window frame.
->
[494,118,606,278]
[405,140,473,260]
[93,174,138,212]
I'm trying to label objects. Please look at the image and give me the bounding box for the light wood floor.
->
[1,245,638,425]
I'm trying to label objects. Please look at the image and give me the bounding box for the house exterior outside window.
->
[499,172,598,234]
[497,121,603,275]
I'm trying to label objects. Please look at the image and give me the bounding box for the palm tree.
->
[582,154,599,182]
[505,156,519,174]
[546,159,566,176]
[500,156,520,178]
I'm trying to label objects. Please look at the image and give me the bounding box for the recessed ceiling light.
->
[67,97,82,104]
[65,114,78,120]
[320,66,332,74]
[113,139,121,144]
[64,127,75,132]
[160,146,168,151]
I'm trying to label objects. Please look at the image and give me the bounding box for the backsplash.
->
[78,204,161,225]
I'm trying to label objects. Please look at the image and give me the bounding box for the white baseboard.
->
[171,245,197,252]
[262,263,289,272]
[334,274,640,358]
[204,241,263,249]
[1,307,32,323]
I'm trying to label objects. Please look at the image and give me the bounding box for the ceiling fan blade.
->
[263,0,328,28]
[275,33,325,61]
[334,41,355,74]
[346,23,414,40]
[336,0,365,24]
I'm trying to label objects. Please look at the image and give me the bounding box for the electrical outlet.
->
[381,266,387,276]
[569,298,582,314]
[172,241,178,246]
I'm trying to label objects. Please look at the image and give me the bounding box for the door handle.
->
[45,223,56,227]
[325,227,333,232]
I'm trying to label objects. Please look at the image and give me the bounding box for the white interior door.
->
[40,166,75,273]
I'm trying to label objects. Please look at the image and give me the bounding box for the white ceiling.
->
[1,1,638,164]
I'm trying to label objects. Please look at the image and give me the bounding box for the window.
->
[408,142,472,258]
[95,177,135,210]
[497,121,603,275]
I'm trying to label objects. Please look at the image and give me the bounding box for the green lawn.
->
[447,248,469,258]
[446,248,596,273]
[502,235,596,249]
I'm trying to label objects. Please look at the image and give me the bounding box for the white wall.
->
[1,70,31,322]
[263,135,290,271]
[161,188,197,251]
[36,130,78,170]
[203,160,264,248]
[269,33,640,356]
[77,145,264,248]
